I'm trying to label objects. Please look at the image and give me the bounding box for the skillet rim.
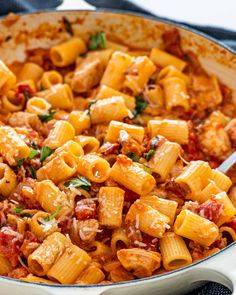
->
[0,8,235,288]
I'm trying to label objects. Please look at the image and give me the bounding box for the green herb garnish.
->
[28,149,39,160]
[64,176,91,191]
[17,158,25,169]
[88,100,97,115]
[89,32,106,50]
[20,213,34,218]
[29,166,36,179]
[38,110,56,122]
[30,141,39,149]
[62,17,73,35]
[23,89,31,100]
[40,146,54,163]
[44,205,64,222]
[14,207,24,213]
[144,149,155,161]
[133,96,148,117]
[127,152,140,162]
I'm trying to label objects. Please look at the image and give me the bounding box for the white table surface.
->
[58,0,236,31]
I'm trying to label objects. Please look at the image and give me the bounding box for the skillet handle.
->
[189,245,236,294]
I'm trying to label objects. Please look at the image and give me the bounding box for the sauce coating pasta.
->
[0,25,236,284]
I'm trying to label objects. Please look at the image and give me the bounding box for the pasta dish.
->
[0,20,236,284]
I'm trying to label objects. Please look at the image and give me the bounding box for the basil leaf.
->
[38,110,56,122]
[44,205,64,222]
[133,96,148,117]
[17,158,25,168]
[64,176,91,191]
[40,146,54,163]
[62,17,73,35]
[89,32,106,50]
[28,149,39,160]
[14,207,24,213]
[29,166,36,179]
[144,149,155,161]
[127,152,140,162]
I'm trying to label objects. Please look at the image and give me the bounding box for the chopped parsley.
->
[29,166,36,179]
[13,207,24,213]
[30,141,39,149]
[88,100,97,115]
[127,152,140,162]
[64,176,91,191]
[89,32,106,50]
[38,110,56,122]
[62,17,73,35]
[17,158,25,169]
[144,149,155,161]
[40,146,54,163]
[44,205,64,222]
[20,213,34,218]
[133,96,148,117]
[28,149,39,160]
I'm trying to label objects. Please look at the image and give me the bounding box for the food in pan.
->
[0,24,236,284]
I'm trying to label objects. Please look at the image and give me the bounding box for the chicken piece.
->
[225,118,236,147]
[71,58,104,93]
[199,115,232,161]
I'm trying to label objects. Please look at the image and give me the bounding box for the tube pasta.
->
[110,155,156,195]
[36,153,77,183]
[160,232,192,270]
[174,209,219,246]
[0,254,13,275]
[111,228,130,254]
[211,169,232,192]
[0,126,30,165]
[38,84,74,110]
[140,195,178,225]
[213,192,236,226]
[87,241,112,262]
[50,38,87,67]
[98,187,124,228]
[162,77,190,111]
[75,265,105,284]
[40,70,63,89]
[43,120,75,149]
[123,56,156,95]
[89,96,129,124]
[150,48,186,71]
[2,90,23,112]
[47,244,91,284]
[126,200,170,238]
[95,85,135,111]
[148,141,180,181]
[77,154,110,183]
[106,120,144,143]
[144,85,164,107]
[75,135,100,154]
[158,65,190,84]
[28,232,71,276]
[196,181,221,204]
[26,97,51,115]
[29,211,59,239]
[68,110,90,135]
[0,163,17,197]
[117,248,161,278]
[18,62,43,83]
[35,180,72,216]
[101,51,133,90]
[0,60,16,94]
[21,275,56,284]
[219,226,236,241]
[148,119,189,145]
[175,161,212,193]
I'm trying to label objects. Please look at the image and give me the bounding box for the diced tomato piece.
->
[15,84,35,101]
[100,142,120,155]
[75,200,97,220]
[0,227,23,267]
[198,199,223,223]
